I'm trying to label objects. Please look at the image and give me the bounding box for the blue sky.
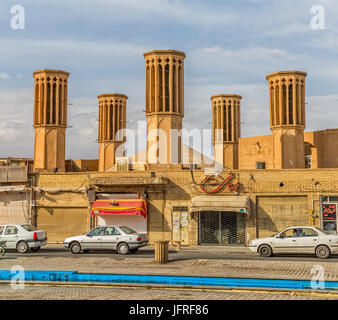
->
[1,0,338,159]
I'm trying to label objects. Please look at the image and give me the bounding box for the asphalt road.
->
[2,247,338,262]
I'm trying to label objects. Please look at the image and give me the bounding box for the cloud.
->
[0,73,10,80]
[76,0,236,27]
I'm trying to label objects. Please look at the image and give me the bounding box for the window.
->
[299,228,319,237]
[0,227,4,235]
[282,84,287,125]
[21,224,38,232]
[315,227,330,235]
[87,227,105,237]
[120,226,137,234]
[256,162,266,169]
[288,84,293,124]
[5,226,18,235]
[322,196,328,202]
[164,64,169,111]
[104,227,121,236]
[280,228,299,238]
[304,143,312,168]
[305,155,312,168]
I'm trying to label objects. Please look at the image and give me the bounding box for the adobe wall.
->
[33,168,338,245]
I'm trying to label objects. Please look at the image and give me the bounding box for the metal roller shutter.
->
[37,207,89,243]
[199,211,246,245]
[257,196,308,238]
[0,192,29,225]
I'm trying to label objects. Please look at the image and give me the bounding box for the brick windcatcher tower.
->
[211,94,241,169]
[97,93,127,171]
[266,71,306,169]
[33,69,69,172]
[144,50,185,164]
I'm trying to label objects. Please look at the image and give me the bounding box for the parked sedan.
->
[249,226,338,259]
[63,225,148,255]
[0,224,47,253]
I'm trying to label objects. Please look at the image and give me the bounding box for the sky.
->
[0,0,338,159]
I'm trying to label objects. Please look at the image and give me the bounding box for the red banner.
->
[91,199,147,219]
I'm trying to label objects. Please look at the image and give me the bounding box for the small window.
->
[104,227,121,236]
[305,155,312,168]
[0,227,4,235]
[21,224,38,232]
[280,228,299,238]
[322,196,329,203]
[5,226,18,235]
[299,228,319,237]
[256,162,266,169]
[87,227,105,237]
[119,226,137,234]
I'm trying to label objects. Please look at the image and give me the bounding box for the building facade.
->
[1,49,338,245]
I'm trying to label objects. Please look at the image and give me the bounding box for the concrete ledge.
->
[1,280,337,297]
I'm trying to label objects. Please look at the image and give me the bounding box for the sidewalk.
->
[1,247,337,283]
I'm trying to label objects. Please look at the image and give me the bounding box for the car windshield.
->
[119,226,137,234]
[21,224,38,231]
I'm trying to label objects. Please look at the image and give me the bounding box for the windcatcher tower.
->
[33,69,69,172]
[144,50,185,164]
[97,93,127,171]
[211,95,241,169]
[266,71,306,169]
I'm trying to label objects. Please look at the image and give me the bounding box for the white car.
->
[249,226,338,259]
[0,224,47,253]
[63,225,148,255]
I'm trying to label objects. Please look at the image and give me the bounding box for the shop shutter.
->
[257,196,308,238]
[37,207,88,243]
[0,192,29,225]
[198,211,246,245]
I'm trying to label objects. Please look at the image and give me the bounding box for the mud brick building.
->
[1,49,338,245]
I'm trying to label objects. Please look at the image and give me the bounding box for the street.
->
[2,246,338,263]
[0,245,337,300]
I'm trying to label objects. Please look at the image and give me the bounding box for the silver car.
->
[249,226,338,259]
[0,224,47,253]
[63,225,148,255]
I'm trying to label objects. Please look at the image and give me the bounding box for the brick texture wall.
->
[34,168,338,245]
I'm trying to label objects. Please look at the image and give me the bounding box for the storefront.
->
[91,197,147,233]
[321,196,338,234]
[189,196,250,246]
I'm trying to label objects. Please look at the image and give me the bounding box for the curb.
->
[2,280,338,298]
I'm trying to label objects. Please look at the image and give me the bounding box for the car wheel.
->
[258,244,273,257]
[30,247,40,252]
[17,241,29,254]
[0,247,5,256]
[130,248,139,254]
[316,245,330,259]
[117,243,130,255]
[70,242,82,254]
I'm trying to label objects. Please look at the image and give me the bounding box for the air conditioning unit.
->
[116,157,129,171]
